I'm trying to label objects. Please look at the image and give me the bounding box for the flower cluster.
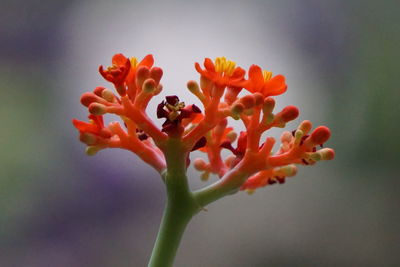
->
[73,54,334,193]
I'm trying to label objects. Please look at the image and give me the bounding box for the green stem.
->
[193,163,249,207]
[148,139,199,267]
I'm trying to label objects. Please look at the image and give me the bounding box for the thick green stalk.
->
[193,162,249,207]
[148,139,199,267]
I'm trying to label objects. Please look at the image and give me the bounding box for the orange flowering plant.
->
[73,54,334,267]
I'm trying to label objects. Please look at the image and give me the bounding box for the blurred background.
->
[1,0,399,266]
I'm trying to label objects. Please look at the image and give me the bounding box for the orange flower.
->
[99,54,131,89]
[124,54,155,87]
[99,54,156,95]
[195,57,246,88]
[243,65,287,97]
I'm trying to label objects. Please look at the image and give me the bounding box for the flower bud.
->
[280,131,293,143]
[279,106,299,122]
[150,67,163,84]
[194,158,207,171]
[279,165,297,177]
[310,126,331,145]
[136,66,150,90]
[231,103,245,120]
[79,133,97,145]
[187,80,205,101]
[85,146,100,156]
[93,86,106,96]
[101,89,115,102]
[253,93,264,106]
[298,120,312,135]
[318,148,335,160]
[308,152,322,161]
[80,92,100,107]
[153,84,163,95]
[143,78,157,93]
[294,129,304,145]
[240,95,255,109]
[262,97,275,114]
[89,103,106,115]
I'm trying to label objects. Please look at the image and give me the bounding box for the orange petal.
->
[232,67,245,79]
[263,75,287,96]
[248,65,264,89]
[204,58,215,72]
[72,119,98,134]
[139,54,154,68]
[194,62,203,74]
[112,53,128,66]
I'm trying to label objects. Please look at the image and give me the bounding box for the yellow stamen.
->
[107,65,118,71]
[215,57,236,76]
[263,70,273,81]
[130,57,138,68]
[166,102,185,121]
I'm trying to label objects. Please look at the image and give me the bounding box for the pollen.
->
[262,70,273,81]
[215,57,236,76]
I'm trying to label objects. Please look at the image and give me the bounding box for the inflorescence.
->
[73,54,334,193]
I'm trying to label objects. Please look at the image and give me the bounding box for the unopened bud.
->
[79,133,97,145]
[150,67,163,84]
[280,165,297,177]
[85,146,100,156]
[101,89,115,102]
[280,131,293,143]
[240,95,255,109]
[143,78,156,93]
[253,93,264,106]
[318,148,335,160]
[265,113,274,124]
[194,158,207,171]
[231,103,245,120]
[310,126,331,145]
[89,103,106,115]
[187,80,200,93]
[153,84,163,95]
[262,97,275,114]
[294,130,304,145]
[309,152,322,161]
[136,66,150,89]
[298,120,312,134]
[279,106,299,122]
[93,86,106,96]
[243,109,254,116]
[187,80,205,101]
[80,92,99,107]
